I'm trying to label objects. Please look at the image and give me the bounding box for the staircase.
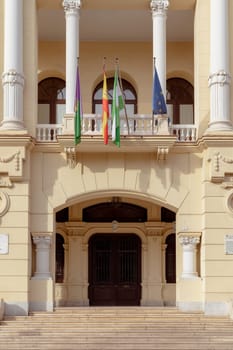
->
[1,307,233,349]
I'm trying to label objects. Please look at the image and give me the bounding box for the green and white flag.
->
[111,68,124,147]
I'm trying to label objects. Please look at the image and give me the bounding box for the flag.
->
[152,66,167,115]
[102,70,109,145]
[112,68,124,147]
[74,64,82,145]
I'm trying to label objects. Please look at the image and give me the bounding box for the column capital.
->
[208,70,231,87]
[150,0,169,13]
[32,233,52,248]
[63,0,81,13]
[179,235,200,247]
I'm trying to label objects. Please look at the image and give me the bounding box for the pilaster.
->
[179,234,200,279]
[32,234,52,280]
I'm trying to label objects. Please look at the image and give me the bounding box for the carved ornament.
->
[150,0,169,13]
[0,191,10,217]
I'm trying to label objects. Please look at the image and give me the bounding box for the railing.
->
[36,124,63,141]
[36,114,197,143]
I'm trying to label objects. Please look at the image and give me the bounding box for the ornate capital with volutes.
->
[179,236,200,247]
[208,70,231,87]
[2,69,24,88]
[150,0,169,13]
[63,0,81,13]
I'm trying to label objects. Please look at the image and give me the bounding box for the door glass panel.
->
[180,104,193,124]
[93,238,111,283]
[118,236,138,283]
[38,104,50,124]
[56,104,65,124]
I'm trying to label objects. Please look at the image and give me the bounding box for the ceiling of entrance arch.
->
[37,8,194,42]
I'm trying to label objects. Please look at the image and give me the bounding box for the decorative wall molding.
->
[64,147,77,168]
[211,151,233,183]
[0,191,10,217]
[0,175,12,188]
[0,148,25,180]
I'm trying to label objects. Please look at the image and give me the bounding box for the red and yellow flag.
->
[102,71,109,144]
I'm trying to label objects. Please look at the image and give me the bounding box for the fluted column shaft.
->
[208,0,232,131]
[150,0,169,97]
[63,0,81,115]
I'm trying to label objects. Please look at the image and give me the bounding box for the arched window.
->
[166,78,194,125]
[38,77,66,124]
[165,233,176,283]
[56,233,65,283]
[93,78,137,115]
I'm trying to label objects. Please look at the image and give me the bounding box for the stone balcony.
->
[36,114,197,143]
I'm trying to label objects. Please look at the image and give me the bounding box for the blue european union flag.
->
[152,67,167,115]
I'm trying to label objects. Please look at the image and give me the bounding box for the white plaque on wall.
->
[225,234,233,255]
[0,234,9,254]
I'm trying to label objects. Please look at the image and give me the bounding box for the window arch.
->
[165,233,176,283]
[38,77,66,124]
[166,78,194,125]
[56,233,65,283]
[93,78,137,115]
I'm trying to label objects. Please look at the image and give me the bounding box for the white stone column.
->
[150,0,169,135]
[179,235,200,279]
[1,0,25,131]
[32,235,52,279]
[150,0,169,97]
[63,0,81,117]
[208,0,232,131]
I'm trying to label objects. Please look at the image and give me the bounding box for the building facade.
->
[1,0,233,317]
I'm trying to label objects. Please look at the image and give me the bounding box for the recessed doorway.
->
[88,234,141,306]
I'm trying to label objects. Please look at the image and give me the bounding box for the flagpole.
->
[116,58,130,135]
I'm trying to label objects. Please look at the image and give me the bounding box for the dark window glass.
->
[56,233,64,283]
[166,78,194,124]
[93,78,137,116]
[165,234,176,283]
[38,77,66,124]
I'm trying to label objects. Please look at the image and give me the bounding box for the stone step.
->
[1,307,233,350]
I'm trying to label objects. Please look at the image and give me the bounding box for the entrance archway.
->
[88,233,141,306]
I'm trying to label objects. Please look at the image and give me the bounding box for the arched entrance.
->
[88,233,141,306]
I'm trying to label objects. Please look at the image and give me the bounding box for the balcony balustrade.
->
[36,114,197,143]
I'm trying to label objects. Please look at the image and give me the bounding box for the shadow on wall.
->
[3,302,28,317]
[0,299,4,320]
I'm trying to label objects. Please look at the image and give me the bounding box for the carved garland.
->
[0,151,20,171]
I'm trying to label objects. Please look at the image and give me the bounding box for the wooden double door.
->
[88,234,141,306]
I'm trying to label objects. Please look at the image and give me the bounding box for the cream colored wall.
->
[30,151,201,232]
[0,0,4,124]
[23,0,38,136]
[38,41,193,116]
[230,1,233,124]
[194,0,210,136]
[201,147,233,315]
